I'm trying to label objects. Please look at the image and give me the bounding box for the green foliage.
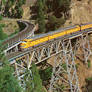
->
[14,1,24,18]
[0,43,22,92]
[75,63,80,70]
[15,8,23,18]
[37,0,46,33]
[24,69,34,92]
[18,0,26,6]
[0,24,8,40]
[60,84,66,91]
[23,0,26,4]
[0,43,7,62]
[18,20,26,31]
[61,63,67,70]
[46,0,70,31]
[0,24,5,27]
[2,0,6,5]
[0,63,22,92]
[0,0,25,18]
[31,62,44,92]
[57,0,70,8]
[86,77,92,81]
[31,0,71,32]
[87,60,91,68]
[47,15,65,31]
[45,0,71,17]
[24,62,46,92]
[0,15,3,20]
[39,67,52,81]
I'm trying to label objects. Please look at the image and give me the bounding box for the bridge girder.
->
[11,33,92,92]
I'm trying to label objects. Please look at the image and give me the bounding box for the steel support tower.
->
[8,33,92,92]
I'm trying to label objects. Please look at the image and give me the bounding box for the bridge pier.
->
[12,58,34,89]
[74,34,92,64]
[81,34,91,63]
[9,33,92,92]
[49,39,80,92]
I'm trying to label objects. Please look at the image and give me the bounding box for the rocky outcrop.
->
[65,0,92,25]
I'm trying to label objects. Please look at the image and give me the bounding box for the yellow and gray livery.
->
[20,23,92,49]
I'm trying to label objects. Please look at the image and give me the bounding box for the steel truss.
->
[12,56,34,90]
[49,40,80,92]
[11,33,92,92]
[74,34,91,63]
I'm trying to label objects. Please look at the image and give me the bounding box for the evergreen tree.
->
[0,15,3,20]
[0,43,22,92]
[14,0,25,18]
[24,69,33,92]
[31,62,43,92]
[0,63,22,92]
[37,0,46,33]
[24,62,46,92]
[0,0,25,18]
[0,24,8,40]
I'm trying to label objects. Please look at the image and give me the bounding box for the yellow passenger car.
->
[19,23,92,50]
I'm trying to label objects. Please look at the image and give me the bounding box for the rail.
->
[3,20,34,47]
[7,26,92,62]
[5,23,92,92]
[3,20,38,55]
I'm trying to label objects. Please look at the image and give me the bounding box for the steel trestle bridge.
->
[3,21,92,92]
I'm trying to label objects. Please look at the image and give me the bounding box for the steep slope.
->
[67,1,92,91]
[22,0,37,20]
[65,0,92,25]
[0,19,19,35]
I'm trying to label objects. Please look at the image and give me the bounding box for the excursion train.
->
[19,23,92,49]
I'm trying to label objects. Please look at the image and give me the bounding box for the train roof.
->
[27,25,77,40]
[26,22,92,41]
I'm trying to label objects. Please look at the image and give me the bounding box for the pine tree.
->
[0,24,8,40]
[0,43,22,92]
[24,69,33,92]
[24,62,46,92]
[37,0,46,33]
[0,0,25,18]
[32,62,43,92]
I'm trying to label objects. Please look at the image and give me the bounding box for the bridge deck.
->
[7,28,92,62]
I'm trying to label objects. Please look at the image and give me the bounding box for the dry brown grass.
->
[0,19,19,35]
[65,0,92,26]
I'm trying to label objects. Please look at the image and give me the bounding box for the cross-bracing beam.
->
[12,33,92,92]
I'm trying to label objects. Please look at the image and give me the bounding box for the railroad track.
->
[3,20,38,55]
[3,20,34,47]
[7,27,92,62]
[4,22,92,64]
[5,22,92,92]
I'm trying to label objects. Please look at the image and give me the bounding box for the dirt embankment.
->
[65,0,92,26]
[0,19,19,35]
[68,0,92,89]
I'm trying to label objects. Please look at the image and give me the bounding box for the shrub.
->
[0,15,3,20]
[87,60,91,68]
[75,63,80,70]
[61,63,67,70]
[0,24,8,40]
[39,67,52,81]
[0,43,22,92]
[86,77,92,81]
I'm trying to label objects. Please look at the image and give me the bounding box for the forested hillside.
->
[0,0,92,92]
